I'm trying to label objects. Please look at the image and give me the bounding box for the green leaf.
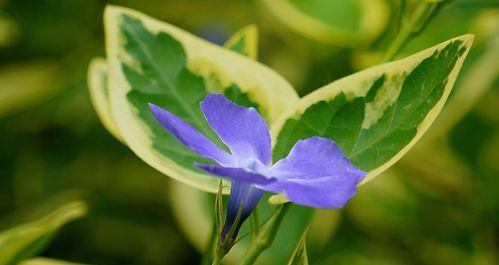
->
[0,201,87,265]
[20,258,90,265]
[87,58,124,142]
[287,227,309,265]
[104,6,298,193]
[258,0,389,46]
[271,35,474,184]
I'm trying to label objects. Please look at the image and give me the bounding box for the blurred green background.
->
[0,0,498,264]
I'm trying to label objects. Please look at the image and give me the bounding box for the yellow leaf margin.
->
[104,6,298,193]
[270,35,474,185]
[87,58,124,142]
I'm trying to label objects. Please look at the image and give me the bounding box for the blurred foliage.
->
[0,200,86,265]
[20,258,88,265]
[257,0,389,47]
[0,0,497,265]
[0,10,19,47]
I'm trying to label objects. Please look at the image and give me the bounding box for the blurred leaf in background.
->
[0,200,87,265]
[0,61,63,118]
[257,0,389,47]
[0,9,19,47]
[20,258,89,265]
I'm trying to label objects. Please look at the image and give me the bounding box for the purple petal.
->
[149,103,234,165]
[272,137,366,179]
[196,164,275,185]
[260,176,360,208]
[259,137,366,208]
[200,94,271,165]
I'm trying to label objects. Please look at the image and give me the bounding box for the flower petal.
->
[272,137,366,179]
[260,176,359,208]
[149,103,234,165]
[196,164,275,185]
[200,94,271,165]
[260,137,366,208]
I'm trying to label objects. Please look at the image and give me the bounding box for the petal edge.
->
[149,103,234,165]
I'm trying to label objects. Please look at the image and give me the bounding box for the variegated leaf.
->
[271,35,474,184]
[88,58,124,142]
[103,6,299,193]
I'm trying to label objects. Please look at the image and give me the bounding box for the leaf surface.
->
[259,0,389,46]
[20,258,89,265]
[104,6,298,192]
[88,58,123,141]
[272,35,474,183]
[0,201,87,265]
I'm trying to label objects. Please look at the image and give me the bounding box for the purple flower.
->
[149,94,366,250]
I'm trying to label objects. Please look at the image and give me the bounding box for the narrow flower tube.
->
[219,181,263,252]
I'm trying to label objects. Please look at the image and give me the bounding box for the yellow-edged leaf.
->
[87,57,124,142]
[271,35,474,185]
[104,6,298,193]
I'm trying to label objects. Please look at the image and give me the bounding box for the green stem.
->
[382,1,441,62]
[200,222,218,265]
[211,249,224,265]
[205,183,226,265]
[382,21,412,62]
[250,208,259,239]
[239,204,290,265]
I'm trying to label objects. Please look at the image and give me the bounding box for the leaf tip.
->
[451,34,475,50]
[103,5,137,34]
[104,4,126,20]
[242,24,258,38]
[461,34,475,47]
[51,200,88,227]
